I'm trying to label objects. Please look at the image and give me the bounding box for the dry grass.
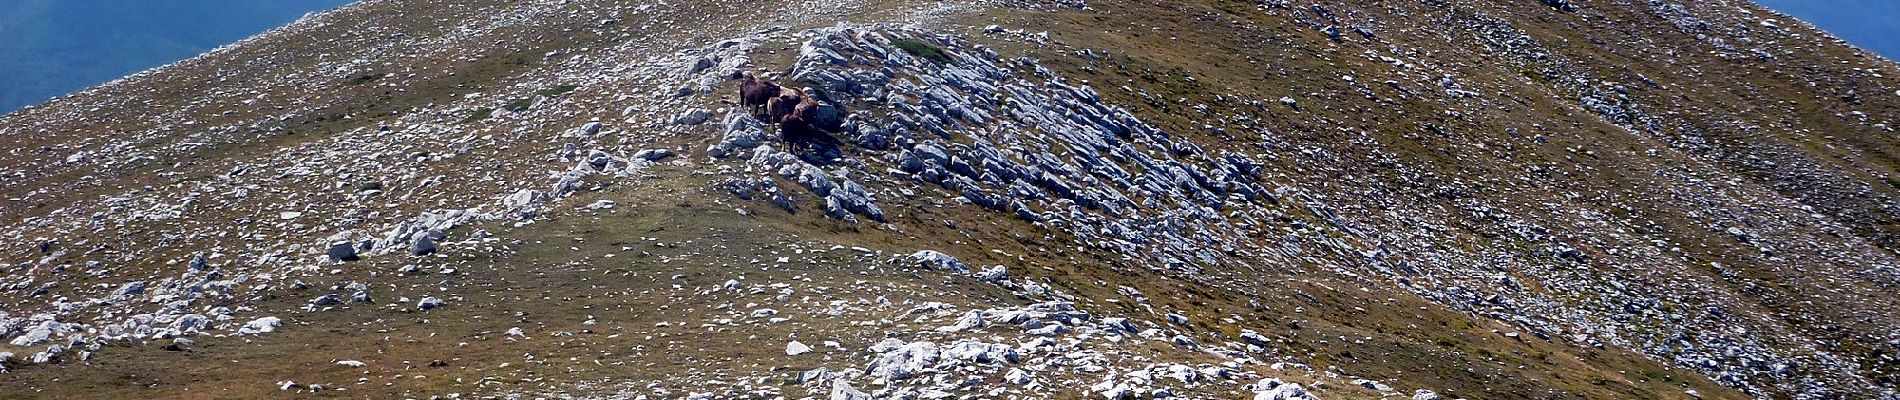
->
[2,0,1895,398]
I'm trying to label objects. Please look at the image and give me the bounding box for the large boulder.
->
[1251,378,1315,400]
[909,250,969,273]
[673,108,712,125]
[865,340,940,380]
[239,317,283,334]
[830,381,870,400]
[411,230,445,256]
[310,294,341,306]
[7,321,64,347]
[786,341,813,356]
[170,314,210,332]
[633,148,674,161]
[942,339,1018,363]
[811,104,845,132]
[708,111,767,158]
[327,242,361,262]
[417,297,446,311]
[113,281,147,297]
[502,189,544,210]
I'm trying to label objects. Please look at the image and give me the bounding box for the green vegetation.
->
[893,38,953,64]
[462,107,496,123]
[1216,1,1244,15]
[794,78,836,101]
[501,98,533,112]
[344,72,383,85]
[536,84,579,97]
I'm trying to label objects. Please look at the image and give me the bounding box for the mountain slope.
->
[0,0,1896,399]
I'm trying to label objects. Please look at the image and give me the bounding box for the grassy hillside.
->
[0,0,1894,399]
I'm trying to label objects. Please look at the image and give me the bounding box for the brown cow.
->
[793,95,820,121]
[766,88,805,124]
[782,95,840,153]
[737,76,780,117]
[779,110,814,153]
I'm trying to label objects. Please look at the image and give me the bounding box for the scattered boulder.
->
[417,297,446,311]
[411,235,439,256]
[787,341,813,356]
[633,148,674,161]
[830,381,871,400]
[327,242,361,262]
[8,321,63,347]
[910,250,969,273]
[113,281,146,297]
[310,294,341,306]
[866,340,940,380]
[708,110,767,158]
[239,317,283,335]
[974,265,1008,282]
[674,108,712,125]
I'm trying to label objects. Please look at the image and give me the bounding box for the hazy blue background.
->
[1754,0,1900,61]
[0,1,1895,115]
[0,0,354,114]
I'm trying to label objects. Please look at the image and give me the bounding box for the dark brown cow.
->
[738,76,780,117]
[781,95,841,153]
[779,111,815,152]
[793,95,820,122]
[766,88,804,124]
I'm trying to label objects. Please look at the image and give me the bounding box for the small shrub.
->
[892,39,953,64]
[502,98,533,112]
[536,85,579,97]
[793,78,835,101]
[344,72,383,85]
[462,107,495,123]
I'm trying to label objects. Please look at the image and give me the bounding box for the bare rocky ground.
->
[0,0,1897,399]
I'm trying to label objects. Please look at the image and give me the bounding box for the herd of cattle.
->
[737,74,837,153]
